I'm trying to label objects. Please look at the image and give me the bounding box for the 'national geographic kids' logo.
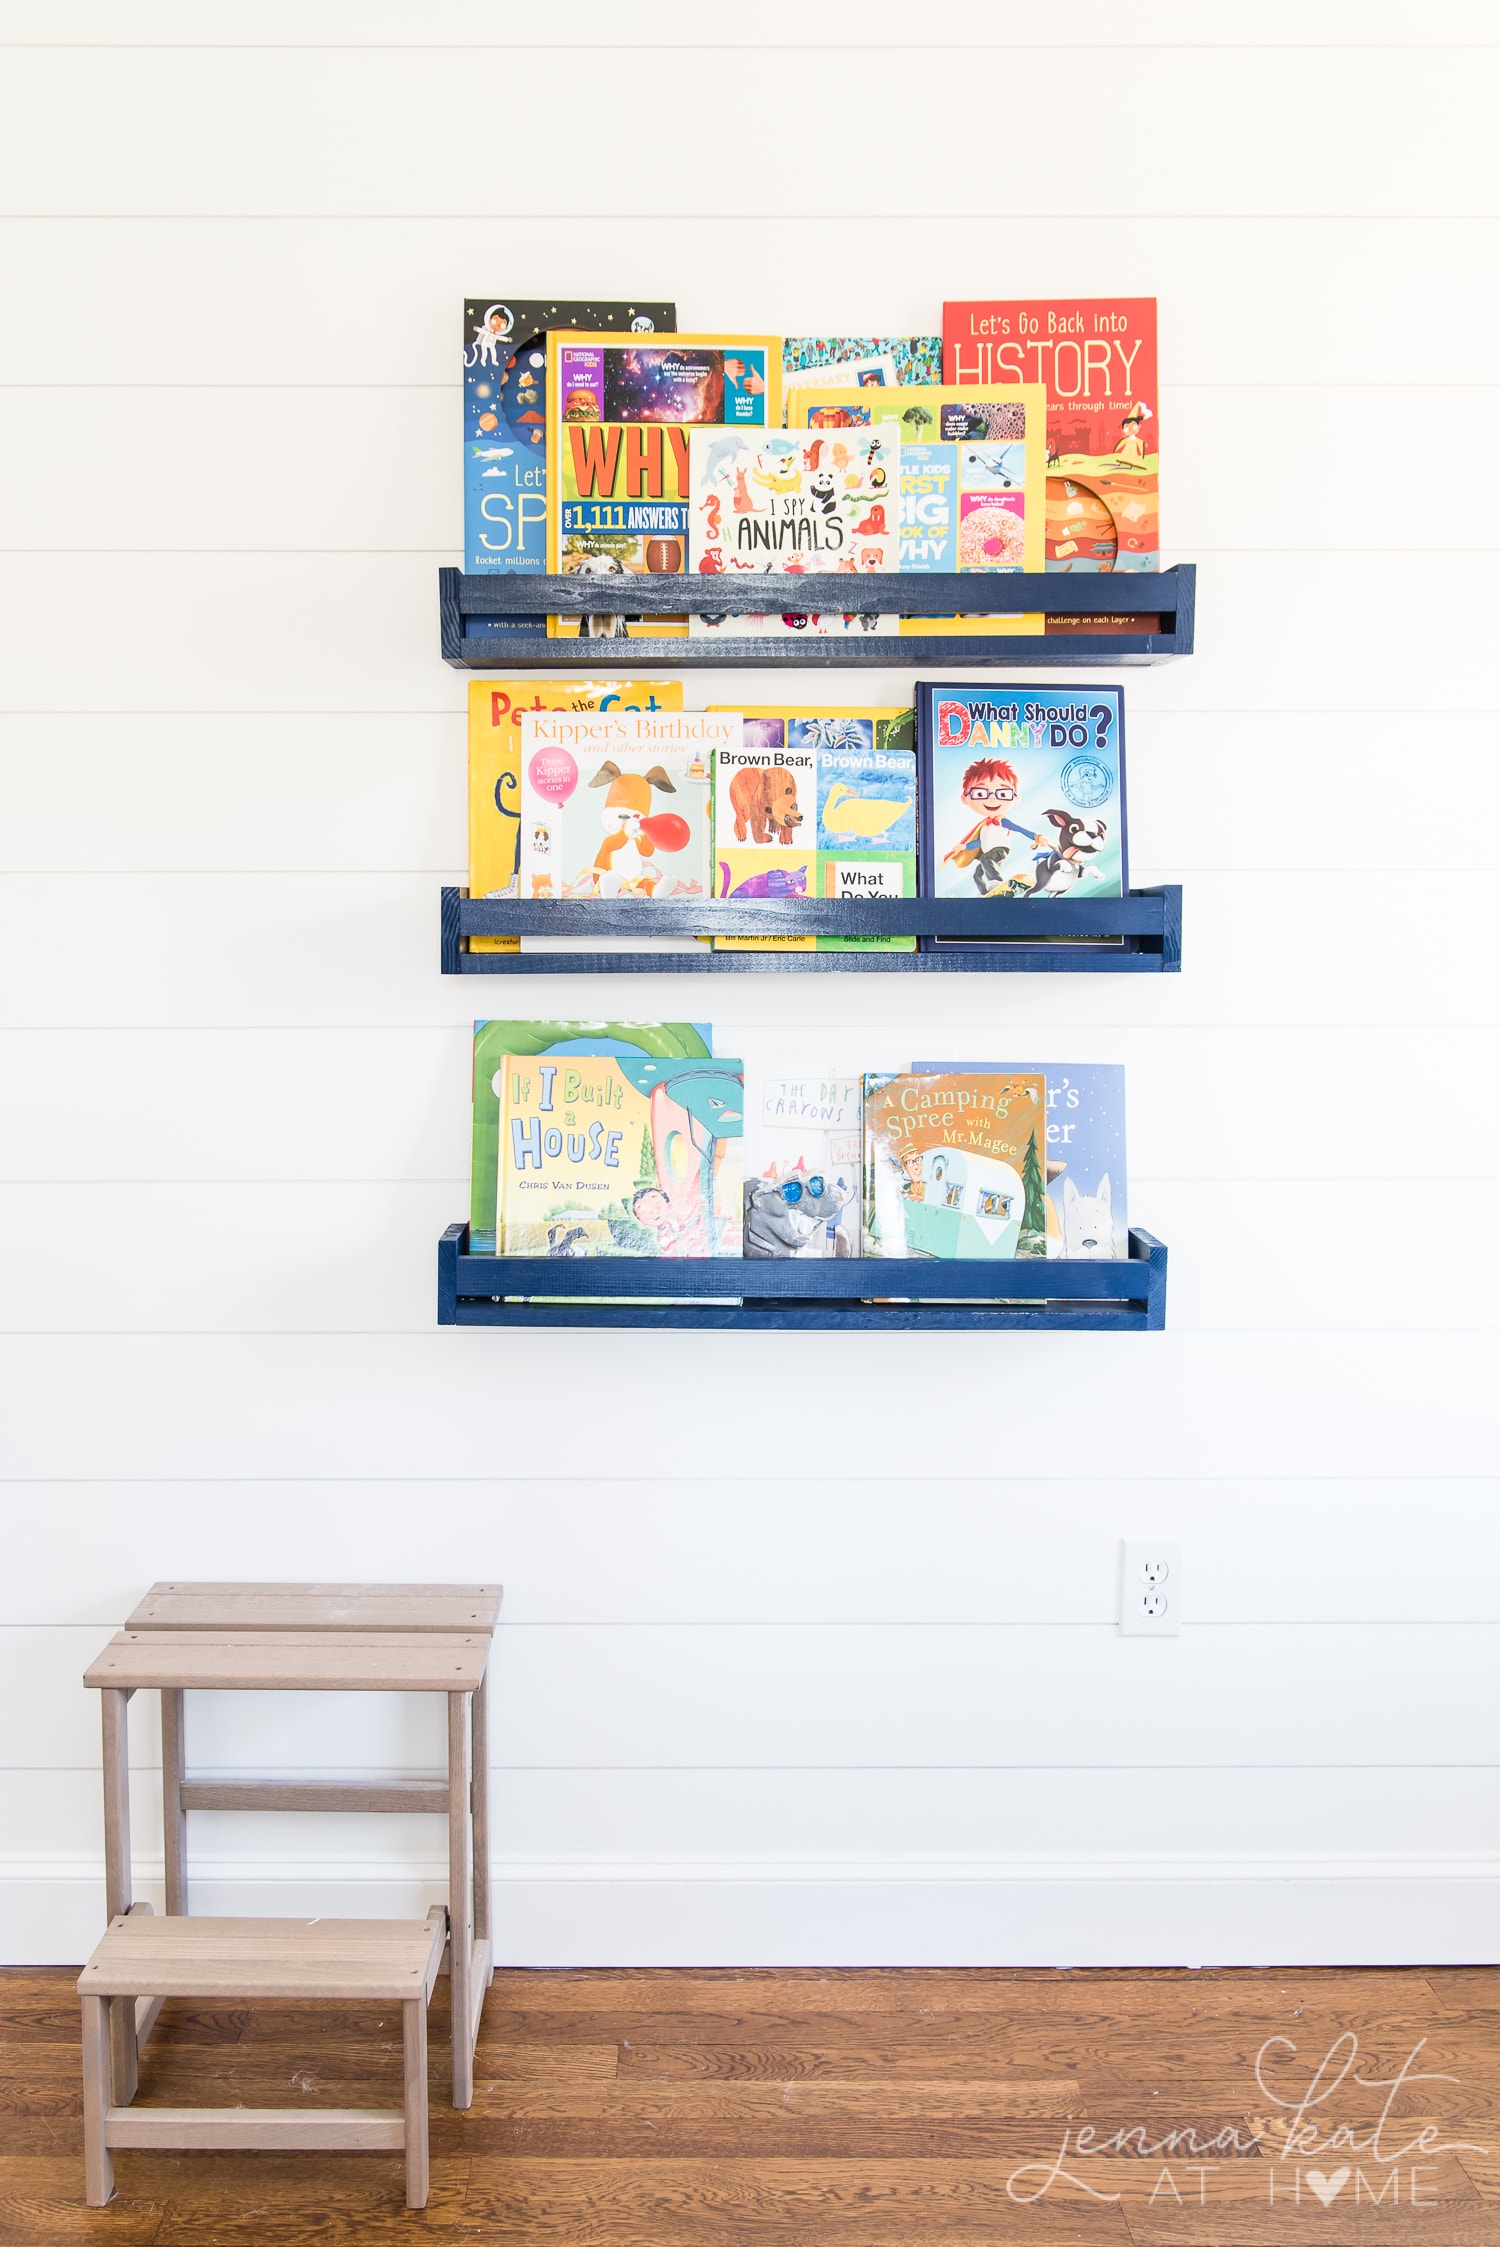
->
[1061,754,1113,809]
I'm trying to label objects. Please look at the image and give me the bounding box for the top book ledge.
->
[438,565,1196,671]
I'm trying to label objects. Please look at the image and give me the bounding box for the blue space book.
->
[462,296,676,637]
[916,683,1126,949]
[910,1061,1128,1259]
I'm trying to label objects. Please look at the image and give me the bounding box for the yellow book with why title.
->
[547,331,783,637]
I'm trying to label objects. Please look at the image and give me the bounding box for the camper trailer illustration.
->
[901,1144,1026,1259]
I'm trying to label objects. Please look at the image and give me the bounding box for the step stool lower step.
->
[78,1908,447,2210]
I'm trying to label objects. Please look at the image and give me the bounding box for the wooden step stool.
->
[79,1906,447,2209]
[85,1593,499,2108]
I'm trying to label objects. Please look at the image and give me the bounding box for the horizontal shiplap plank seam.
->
[10,1618,1500,1632]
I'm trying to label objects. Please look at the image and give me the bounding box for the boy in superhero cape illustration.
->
[943,755,1042,896]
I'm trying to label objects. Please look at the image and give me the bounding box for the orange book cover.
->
[943,298,1158,573]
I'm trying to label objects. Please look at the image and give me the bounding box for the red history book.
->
[943,298,1159,573]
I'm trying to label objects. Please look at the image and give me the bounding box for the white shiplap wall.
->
[2,2,1497,1966]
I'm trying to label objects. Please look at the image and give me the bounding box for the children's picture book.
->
[516,709,722,949]
[742,1071,863,1258]
[911,1062,1128,1259]
[687,421,901,638]
[917,683,1126,946]
[784,335,943,390]
[784,382,1046,635]
[942,298,1159,572]
[469,1019,713,1254]
[707,706,917,951]
[462,297,676,633]
[546,333,782,637]
[467,678,683,953]
[497,1049,744,1258]
[863,1071,1049,1260]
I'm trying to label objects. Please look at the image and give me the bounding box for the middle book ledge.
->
[441,886,1182,975]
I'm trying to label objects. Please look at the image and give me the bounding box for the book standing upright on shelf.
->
[546,332,782,637]
[467,679,684,952]
[517,707,724,951]
[783,335,943,391]
[942,297,1159,574]
[863,1071,1050,1259]
[469,1019,715,1254]
[496,1049,745,1257]
[742,1070,864,1257]
[917,683,1126,948]
[782,382,1046,635]
[687,420,901,638]
[462,297,676,638]
[911,1061,1129,1258]
[707,706,917,951]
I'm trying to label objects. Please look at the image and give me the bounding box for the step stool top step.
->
[79,1911,448,2001]
[84,1631,490,1693]
[126,1582,504,1634]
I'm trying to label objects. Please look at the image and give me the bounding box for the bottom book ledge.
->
[437,1224,1167,1332]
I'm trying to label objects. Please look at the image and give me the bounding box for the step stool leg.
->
[403,1995,429,2210]
[447,1691,474,2109]
[81,1994,115,2207]
[471,1665,491,1955]
[100,1691,138,2105]
[160,1687,187,1915]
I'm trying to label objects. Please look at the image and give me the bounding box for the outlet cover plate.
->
[1120,1540,1183,1635]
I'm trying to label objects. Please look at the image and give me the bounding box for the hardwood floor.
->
[3,1964,1499,2241]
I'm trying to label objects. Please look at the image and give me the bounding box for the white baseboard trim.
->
[6,1852,1500,1967]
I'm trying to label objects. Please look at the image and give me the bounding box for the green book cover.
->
[470,1020,712,1253]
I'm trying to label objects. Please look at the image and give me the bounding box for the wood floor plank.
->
[484,2004,1483,2059]
[459,2157,1134,2241]
[1455,2146,1500,2199]
[0,2194,164,2243]
[1423,1970,1500,2012]
[485,1968,1440,2017]
[0,1995,245,2046]
[442,2093,1264,2162]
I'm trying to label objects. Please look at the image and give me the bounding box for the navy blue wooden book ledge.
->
[440,886,1181,975]
[439,565,1195,669]
[438,1224,1168,1333]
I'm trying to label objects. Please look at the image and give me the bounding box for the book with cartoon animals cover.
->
[546,331,782,637]
[911,1062,1128,1259]
[707,706,917,952]
[783,382,1046,636]
[497,1048,744,1258]
[467,678,683,953]
[863,1071,1050,1260]
[469,1019,713,1254]
[462,297,676,635]
[917,682,1126,948]
[517,708,724,952]
[742,1070,863,1259]
[686,420,901,639]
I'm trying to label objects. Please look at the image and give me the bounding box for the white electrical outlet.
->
[1119,1540,1183,1635]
